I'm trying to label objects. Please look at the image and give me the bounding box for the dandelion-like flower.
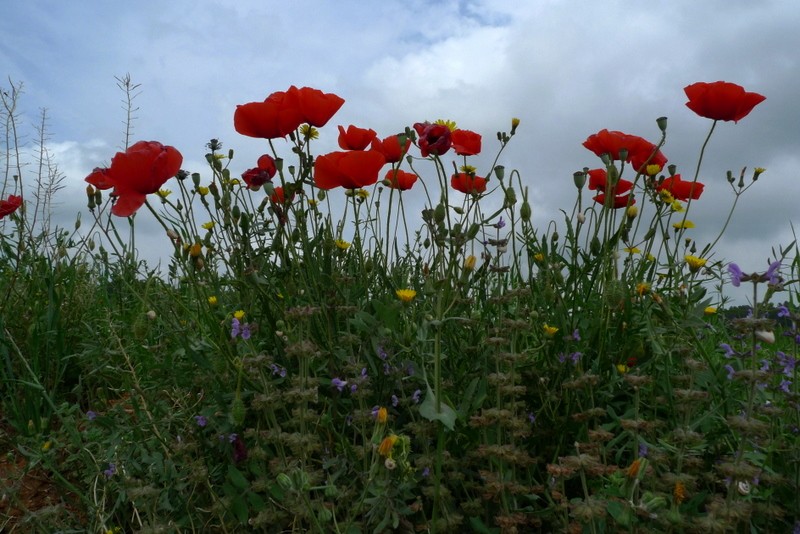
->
[396,289,417,303]
[378,434,399,457]
[685,255,707,273]
[673,220,695,230]
[543,324,559,337]
[334,239,351,251]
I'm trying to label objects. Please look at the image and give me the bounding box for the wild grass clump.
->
[2,76,799,533]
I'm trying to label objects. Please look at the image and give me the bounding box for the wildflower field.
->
[1,78,799,533]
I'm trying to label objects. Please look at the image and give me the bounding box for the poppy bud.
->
[573,171,587,190]
[656,116,668,132]
[494,165,505,181]
[551,232,559,243]
[434,204,446,223]
[94,190,103,206]
[667,164,677,177]
[192,173,201,187]
[520,200,532,222]
[240,212,250,233]
[504,186,517,206]
[232,205,241,220]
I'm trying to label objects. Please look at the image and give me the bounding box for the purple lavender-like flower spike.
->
[728,263,743,287]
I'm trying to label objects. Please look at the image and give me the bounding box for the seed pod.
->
[520,201,532,222]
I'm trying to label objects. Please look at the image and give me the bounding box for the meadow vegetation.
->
[1,77,799,533]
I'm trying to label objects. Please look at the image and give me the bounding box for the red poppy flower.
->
[385,169,417,191]
[371,135,412,163]
[338,125,377,150]
[586,168,635,209]
[234,86,344,139]
[656,174,704,201]
[85,167,114,190]
[684,81,766,123]
[593,192,635,209]
[314,150,386,190]
[0,195,22,219]
[451,172,487,195]
[413,122,452,157]
[295,86,346,127]
[270,186,295,205]
[85,141,183,217]
[242,154,278,190]
[587,168,633,194]
[583,129,667,173]
[234,88,304,139]
[451,129,481,156]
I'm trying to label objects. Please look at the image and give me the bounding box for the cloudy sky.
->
[2,0,798,303]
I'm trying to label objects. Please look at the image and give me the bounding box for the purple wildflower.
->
[780,380,792,394]
[104,463,116,479]
[331,378,347,392]
[391,395,399,407]
[269,363,287,377]
[765,260,781,284]
[194,415,208,427]
[231,318,241,338]
[570,352,582,364]
[638,443,648,458]
[528,412,536,424]
[572,329,581,341]
[719,343,735,358]
[724,364,735,380]
[228,433,238,443]
[494,216,506,229]
[728,263,743,287]
[412,389,422,403]
[371,406,380,419]
[777,305,790,318]
[86,410,97,421]
[377,345,388,360]
[240,323,251,340]
[422,467,430,477]
[759,359,770,372]
[350,383,358,393]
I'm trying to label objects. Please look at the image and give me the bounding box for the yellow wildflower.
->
[356,189,369,199]
[534,253,545,263]
[299,124,319,140]
[645,164,662,176]
[207,296,218,306]
[459,164,477,174]
[42,440,52,452]
[704,306,717,315]
[189,243,202,257]
[623,247,641,254]
[233,310,246,320]
[543,324,559,337]
[685,255,707,273]
[434,119,457,131]
[197,186,210,196]
[511,117,520,133]
[658,190,675,203]
[645,253,656,262]
[616,364,629,374]
[673,220,695,229]
[334,239,351,251]
[376,407,388,424]
[635,283,650,296]
[201,221,215,230]
[378,434,399,457]
[396,289,417,303]
[464,255,477,271]
[671,201,684,212]
[308,199,318,208]
[156,189,172,198]
[626,205,638,219]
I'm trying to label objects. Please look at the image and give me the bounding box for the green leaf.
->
[418,384,457,430]
[227,465,249,490]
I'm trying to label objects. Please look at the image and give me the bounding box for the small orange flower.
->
[376,407,388,424]
[673,481,686,504]
[626,458,641,478]
[378,434,399,458]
